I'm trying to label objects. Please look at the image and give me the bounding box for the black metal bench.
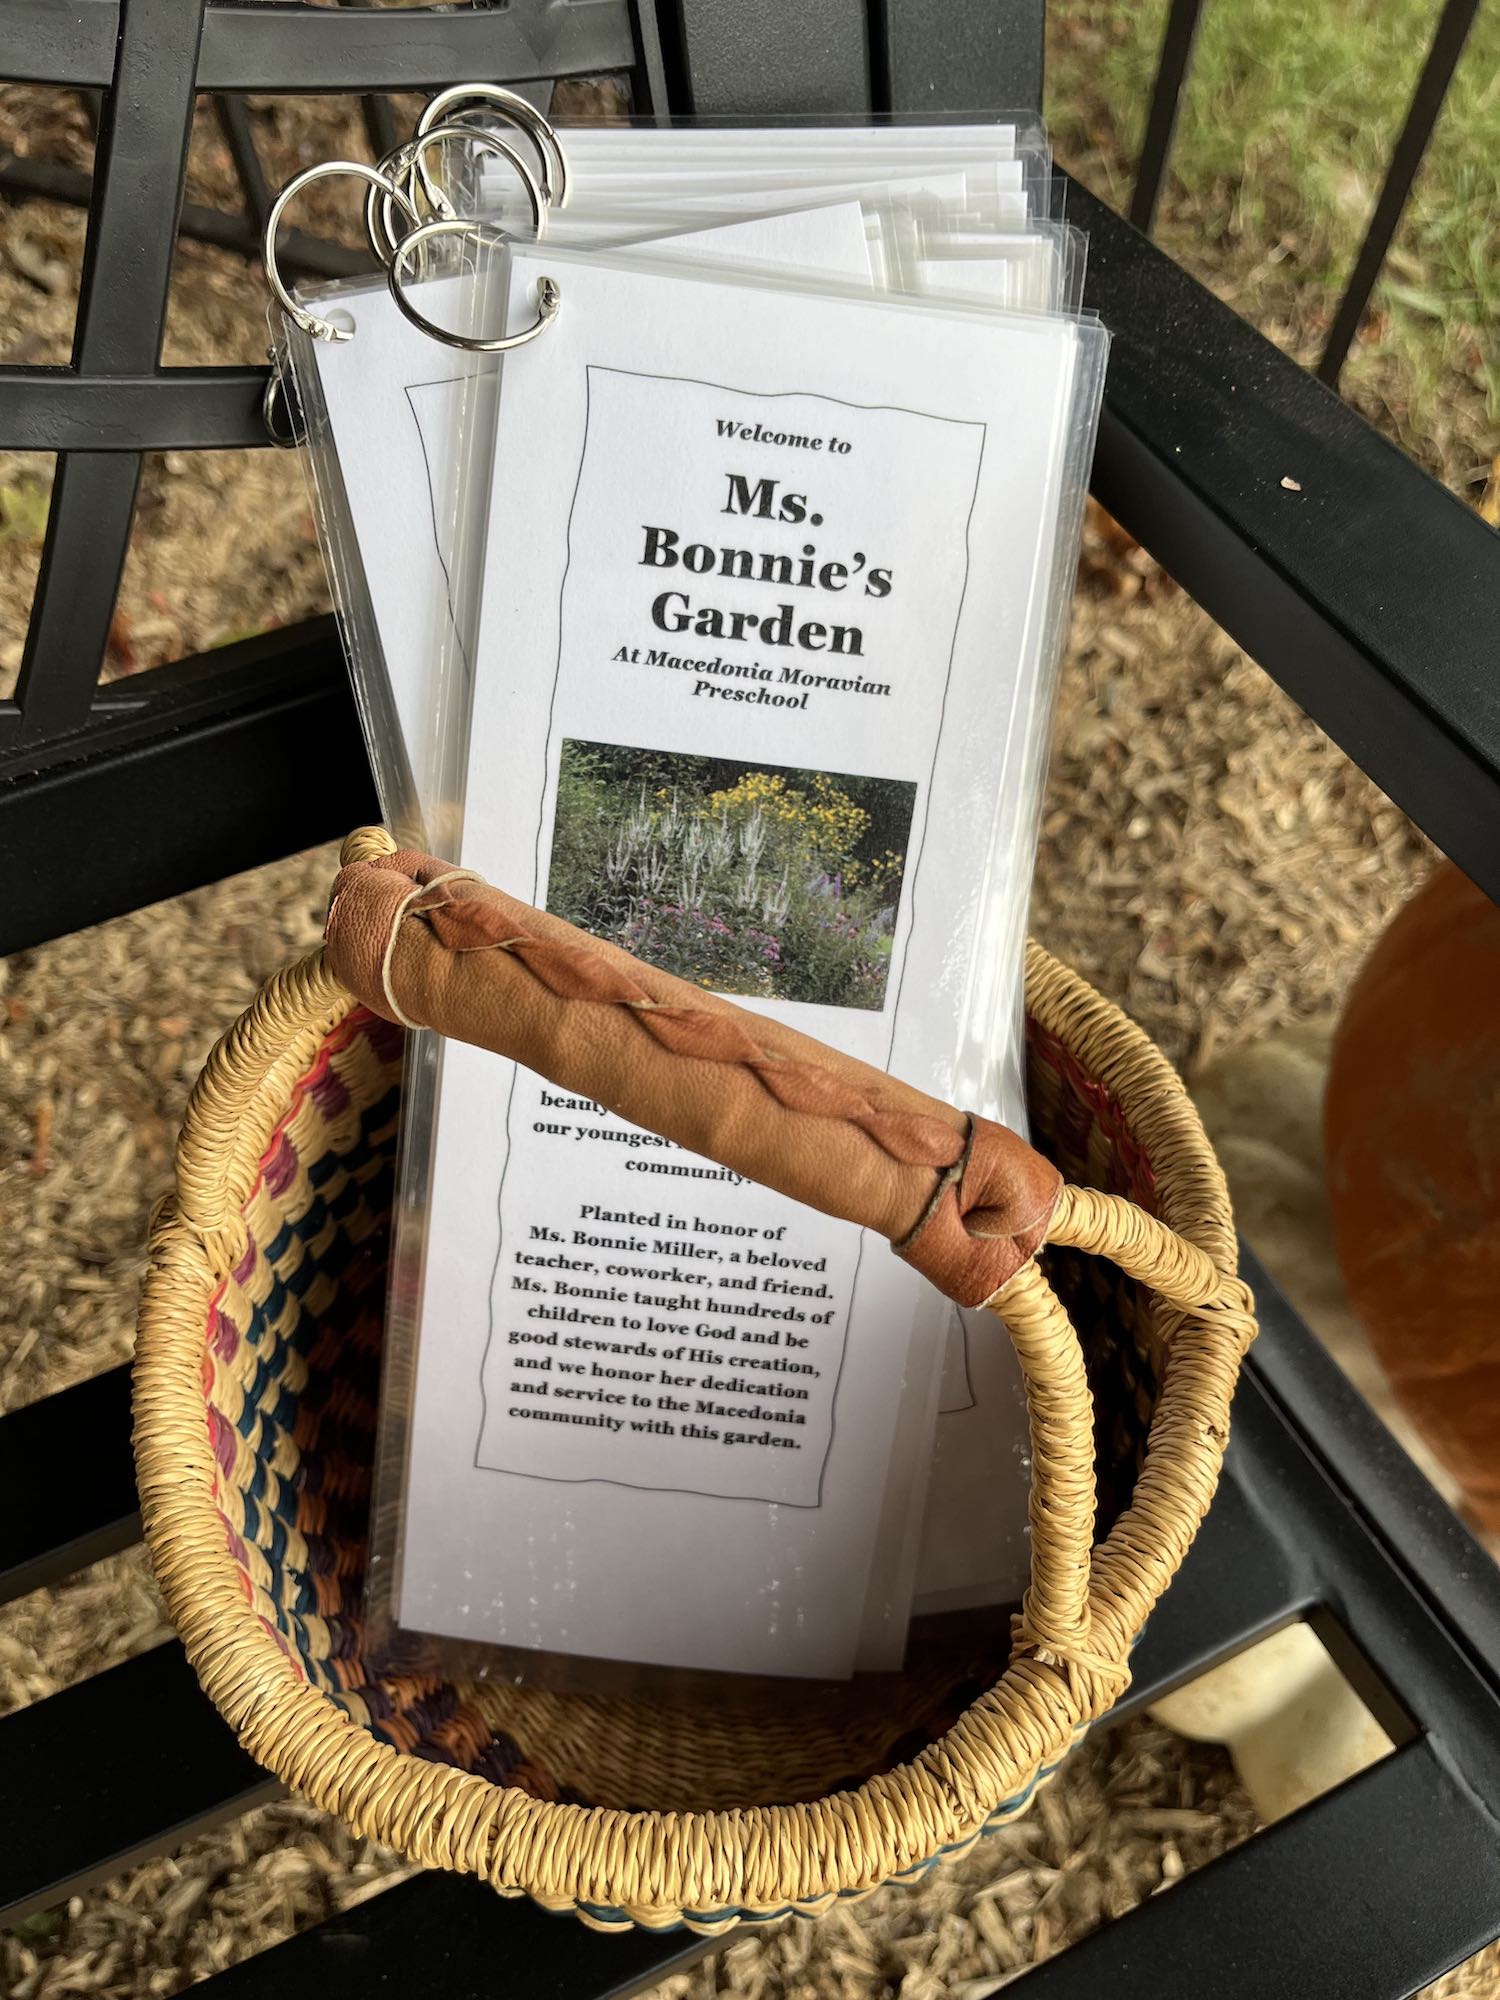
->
[3,4,1499,1994]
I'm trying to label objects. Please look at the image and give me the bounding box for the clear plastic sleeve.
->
[278,226,504,853]
[269,104,1109,1692]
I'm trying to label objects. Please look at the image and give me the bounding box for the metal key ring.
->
[387,216,561,353]
[417,84,570,210]
[364,137,456,271]
[264,160,419,341]
[261,347,301,447]
[411,106,566,221]
[417,86,569,210]
[400,124,548,255]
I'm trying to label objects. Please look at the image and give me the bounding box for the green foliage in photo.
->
[547,740,917,1011]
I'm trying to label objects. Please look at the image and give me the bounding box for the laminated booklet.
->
[382,244,1102,1678]
[275,111,1107,1683]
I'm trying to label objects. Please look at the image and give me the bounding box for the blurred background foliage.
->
[1048,0,1499,507]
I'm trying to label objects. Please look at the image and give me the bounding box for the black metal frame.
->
[3,4,1500,1995]
[1129,0,1484,387]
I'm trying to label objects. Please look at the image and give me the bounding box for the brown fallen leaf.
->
[8,235,68,295]
[30,1096,53,1176]
[104,607,138,676]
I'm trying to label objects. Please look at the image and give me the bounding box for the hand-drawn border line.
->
[467,363,985,1517]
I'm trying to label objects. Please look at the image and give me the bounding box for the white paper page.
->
[917,244,1058,312]
[557,158,1026,193]
[397,249,1078,1678]
[481,166,993,232]
[552,188,1031,232]
[641,202,878,279]
[557,123,1025,160]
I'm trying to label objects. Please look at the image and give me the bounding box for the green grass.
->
[0,472,51,543]
[1046,0,1500,498]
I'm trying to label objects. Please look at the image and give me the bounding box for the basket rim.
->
[133,935,1252,1930]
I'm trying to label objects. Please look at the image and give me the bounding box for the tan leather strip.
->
[894,1112,1065,1306]
[324,846,1061,1305]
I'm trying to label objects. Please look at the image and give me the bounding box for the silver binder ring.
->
[365,137,457,271]
[404,124,548,247]
[417,84,571,210]
[387,216,561,352]
[264,161,419,341]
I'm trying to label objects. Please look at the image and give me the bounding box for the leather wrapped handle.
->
[324,836,1061,1307]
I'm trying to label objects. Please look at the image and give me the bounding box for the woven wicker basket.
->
[134,831,1255,1934]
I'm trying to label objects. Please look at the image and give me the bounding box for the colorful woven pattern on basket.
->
[200,1006,571,1796]
[195,1002,1161,1827]
[1027,1014,1163,1519]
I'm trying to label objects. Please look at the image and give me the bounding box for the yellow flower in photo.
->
[710,768,868,868]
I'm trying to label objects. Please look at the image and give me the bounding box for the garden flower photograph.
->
[546,740,918,1009]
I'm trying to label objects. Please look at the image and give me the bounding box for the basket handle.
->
[985,1260,1103,1678]
[324,831,1064,1310]
[1004,1182,1256,1696]
[984,1189,1253,1695]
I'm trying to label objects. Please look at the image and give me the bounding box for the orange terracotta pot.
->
[1325,862,1500,1533]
